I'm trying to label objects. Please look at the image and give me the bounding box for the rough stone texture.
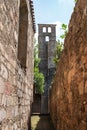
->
[49,0,87,130]
[0,0,35,130]
[38,24,56,114]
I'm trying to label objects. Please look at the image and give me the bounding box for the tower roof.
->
[38,24,56,27]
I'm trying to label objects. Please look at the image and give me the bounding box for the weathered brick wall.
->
[49,0,87,130]
[0,0,34,130]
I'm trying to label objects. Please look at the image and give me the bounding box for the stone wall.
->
[0,0,35,130]
[49,0,87,130]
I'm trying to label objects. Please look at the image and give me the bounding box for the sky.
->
[33,0,75,39]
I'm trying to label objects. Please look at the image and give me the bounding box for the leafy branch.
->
[34,40,44,94]
[54,23,68,66]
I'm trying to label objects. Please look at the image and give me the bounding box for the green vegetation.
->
[53,40,63,65]
[74,0,77,3]
[60,23,68,39]
[54,23,67,66]
[34,42,44,94]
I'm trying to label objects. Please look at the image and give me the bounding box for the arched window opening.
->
[18,0,28,68]
[48,27,51,33]
[43,27,46,33]
[45,36,49,42]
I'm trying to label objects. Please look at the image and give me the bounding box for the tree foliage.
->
[34,68,44,94]
[74,0,77,3]
[54,23,68,66]
[60,24,68,39]
[54,40,63,65]
[34,42,44,94]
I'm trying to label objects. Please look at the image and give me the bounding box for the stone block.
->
[84,63,87,71]
[17,90,23,98]
[0,64,8,80]
[14,31,18,42]
[2,94,7,106]
[85,105,87,112]
[79,121,87,130]
[6,106,14,119]
[78,81,84,95]
[12,106,19,117]
[8,124,14,130]
[4,125,8,130]
[13,123,17,130]
[67,91,72,103]
[14,106,18,116]
[13,96,18,106]
[6,96,14,106]
[4,82,12,95]
[0,77,5,94]
[0,22,4,31]
[0,108,6,122]
[0,94,2,104]
[85,81,87,93]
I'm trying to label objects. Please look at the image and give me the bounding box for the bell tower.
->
[38,24,56,114]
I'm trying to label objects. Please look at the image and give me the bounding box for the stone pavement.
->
[31,115,55,130]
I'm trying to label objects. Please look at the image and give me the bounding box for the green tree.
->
[34,41,44,94]
[74,0,77,3]
[34,68,44,94]
[60,23,68,39]
[34,44,40,68]
[54,40,63,65]
[54,23,67,66]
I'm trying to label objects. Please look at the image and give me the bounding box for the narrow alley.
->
[0,0,87,130]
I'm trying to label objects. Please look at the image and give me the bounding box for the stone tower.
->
[38,24,56,114]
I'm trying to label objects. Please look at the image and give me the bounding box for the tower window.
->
[45,36,49,42]
[48,27,51,33]
[43,27,46,32]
